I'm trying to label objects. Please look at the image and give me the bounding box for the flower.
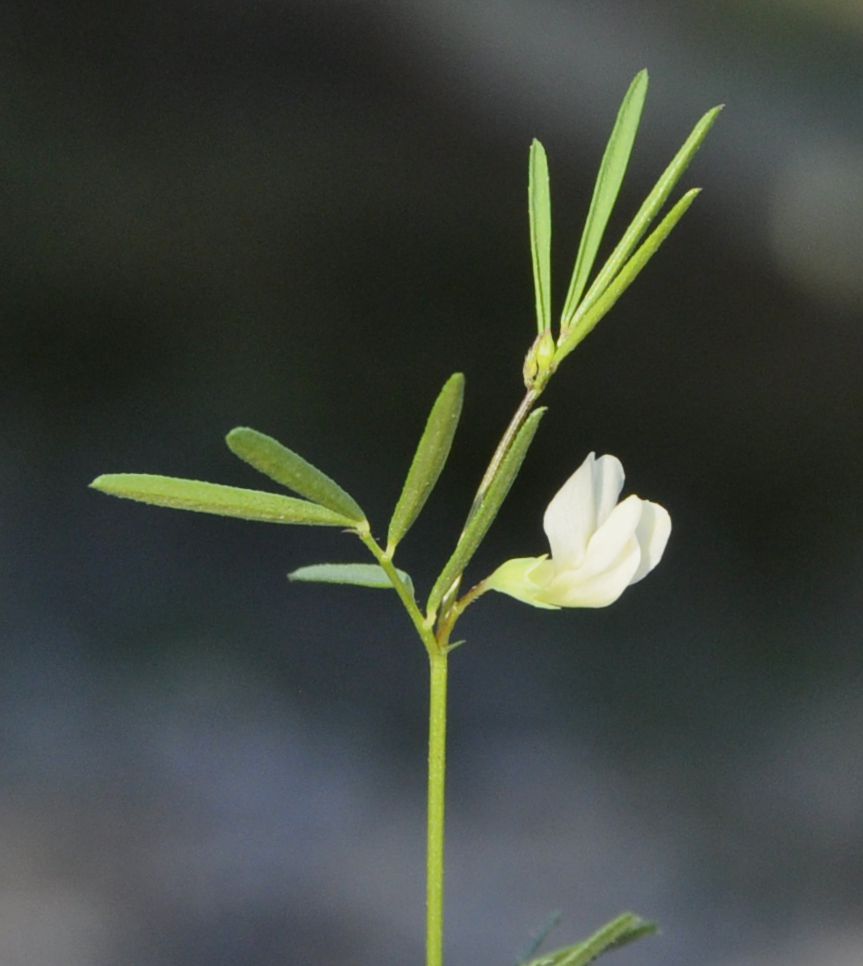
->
[486,452,671,608]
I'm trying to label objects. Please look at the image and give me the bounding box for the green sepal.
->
[225,427,366,523]
[522,912,658,966]
[560,69,649,327]
[528,138,553,335]
[90,473,354,527]
[557,188,700,362]
[563,103,722,337]
[426,407,546,619]
[289,562,414,595]
[386,373,465,553]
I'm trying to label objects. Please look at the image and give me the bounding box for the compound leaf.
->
[522,912,658,966]
[565,103,722,334]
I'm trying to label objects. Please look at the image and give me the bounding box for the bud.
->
[522,329,557,390]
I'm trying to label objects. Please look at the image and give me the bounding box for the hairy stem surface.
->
[467,387,539,519]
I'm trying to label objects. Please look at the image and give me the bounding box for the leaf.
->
[560,69,649,328]
[523,913,658,966]
[517,910,562,965]
[557,188,700,361]
[387,373,465,553]
[528,139,553,334]
[90,474,354,527]
[289,562,414,595]
[426,407,546,618]
[565,103,722,333]
[225,427,365,523]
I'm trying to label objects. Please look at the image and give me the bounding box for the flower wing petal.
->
[584,493,643,571]
[541,495,643,607]
[629,499,671,584]
[542,539,641,607]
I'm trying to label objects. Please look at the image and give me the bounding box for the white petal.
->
[629,500,671,584]
[497,454,669,611]
[591,454,626,528]
[583,494,643,573]
[542,452,597,568]
[540,496,643,607]
[541,537,641,607]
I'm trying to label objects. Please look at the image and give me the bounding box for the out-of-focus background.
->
[4,2,863,964]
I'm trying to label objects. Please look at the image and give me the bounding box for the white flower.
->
[486,452,671,608]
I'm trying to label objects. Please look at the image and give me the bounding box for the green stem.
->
[357,533,449,966]
[359,531,436,655]
[467,388,539,519]
[437,579,489,644]
[361,381,551,966]
[435,385,543,636]
[426,647,448,966]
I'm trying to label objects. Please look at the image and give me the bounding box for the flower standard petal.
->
[542,452,597,567]
[591,454,626,527]
[629,500,671,584]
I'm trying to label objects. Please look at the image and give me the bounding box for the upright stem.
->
[426,647,449,966]
[361,383,549,966]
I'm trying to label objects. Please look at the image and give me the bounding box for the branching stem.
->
[360,381,548,966]
[359,532,438,655]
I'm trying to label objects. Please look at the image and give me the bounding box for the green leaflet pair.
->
[91,371,467,623]
[93,395,461,544]
[526,68,721,387]
[90,369,536,628]
[519,912,658,966]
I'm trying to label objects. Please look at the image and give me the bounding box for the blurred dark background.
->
[4,1,863,964]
